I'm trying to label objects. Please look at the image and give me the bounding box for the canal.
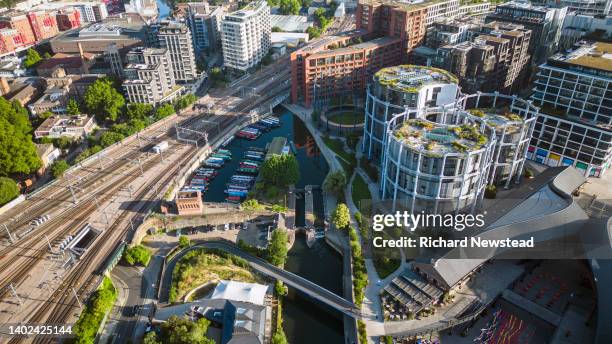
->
[201,107,344,343]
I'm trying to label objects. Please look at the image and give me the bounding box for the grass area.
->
[357,320,368,344]
[73,277,117,343]
[351,174,372,213]
[372,227,402,279]
[169,248,259,302]
[322,136,357,174]
[349,227,367,305]
[328,111,364,125]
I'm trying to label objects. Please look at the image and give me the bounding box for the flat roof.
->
[374,65,459,92]
[556,41,612,72]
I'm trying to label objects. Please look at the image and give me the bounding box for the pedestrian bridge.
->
[162,240,362,318]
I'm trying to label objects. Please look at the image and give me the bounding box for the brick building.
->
[56,7,81,31]
[176,190,204,215]
[0,12,37,46]
[27,10,59,41]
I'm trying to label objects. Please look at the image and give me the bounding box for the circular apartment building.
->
[380,115,494,214]
[362,65,460,163]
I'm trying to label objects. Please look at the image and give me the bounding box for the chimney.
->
[77,42,84,59]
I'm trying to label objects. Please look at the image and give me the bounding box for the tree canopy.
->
[123,244,152,266]
[155,103,175,120]
[267,229,288,267]
[50,160,70,178]
[323,170,347,198]
[0,98,41,176]
[260,154,300,188]
[279,0,300,14]
[241,199,263,212]
[84,78,125,122]
[22,48,42,68]
[157,315,215,344]
[66,99,80,115]
[331,203,351,230]
[126,103,153,120]
[0,177,19,206]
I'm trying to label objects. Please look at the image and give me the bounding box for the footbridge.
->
[161,240,362,318]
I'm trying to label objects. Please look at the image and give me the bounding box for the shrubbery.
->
[484,184,497,199]
[72,277,117,344]
[123,244,152,266]
[349,227,367,305]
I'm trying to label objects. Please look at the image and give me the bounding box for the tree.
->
[155,103,175,120]
[260,154,300,188]
[279,0,300,14]
[66,99,80,115]
[123,244,152,266]
[272,26,283,32]
[100,131,125,147]
[209,67,228,87]
[38,111,53,120]
[323,170,347,198]
[83,78,125,122]
[143,332,161,344]
[331,203,350,230]
[178,235,190,248]
[50,160,70,178]
[267,229,288,267]
[272,330,288,344]
[126,103,153,120]
[54,136,73,150]
[22,48,42,68]
[159,315,214,344]
[301,0,312,7]
[0,98,41,176]
[0,177,19,206]
[174,94,197,111]
[307,26,321,39]
[241,199,263,212]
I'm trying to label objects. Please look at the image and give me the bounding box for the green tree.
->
[267,229,288,267]
[159,315,214,344]
[272,330,288,344]
[126,103,153,120]
[123,244,152,266]
[0,99,41,176]
[267,0,280,6]
[241,199,263,212]
[143,331,161,344]
[178,235,190,248]
[66,98,80,115]
[307,26,321,39]
[22,48,42,68]
[331,203,350,230]
[301,0,312,7]
[50,160,70,178]
[323,170,347,198]
[272,26,283,32]
[84,78,125,122]
[174,94,197,111]
[53,136,73,150]
[38,111,53,120]
[209,67,228,87]
[0,177,19,206]
[279,0,300,14]
[155,103,175,120]
[260,154,300,188]
[100,131,125,147]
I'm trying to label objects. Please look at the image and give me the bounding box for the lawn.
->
[328,111,364,125]
[322,137,357,173]
[169,248,260,302]
[372,228,402,279]
[351,174,372,212]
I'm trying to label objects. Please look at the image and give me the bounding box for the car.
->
[224,223,229,231]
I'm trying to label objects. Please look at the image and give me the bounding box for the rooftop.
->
[210,280,268,306]
[374,65,459,93]
[393,119,489,155]
[549,41,612,72]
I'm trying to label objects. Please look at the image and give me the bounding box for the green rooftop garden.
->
[393,119,488,155]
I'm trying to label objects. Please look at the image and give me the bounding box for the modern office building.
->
[435,21,531,94]
[122,47,180,104]
[220,0,271,72]
[560,13,612,50]
[529,41,611,177]
[535,0,611,16]
[156,21,198,83]
[362,65,460,163]
[485,2,567,65]
[49,21,145,54]
[187,2,224,54]
[290,34,403,107]
[380,113,494,213]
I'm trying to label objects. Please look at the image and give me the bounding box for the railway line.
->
[1,73,291,341]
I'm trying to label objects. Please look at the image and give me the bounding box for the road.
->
[0,59,291,340]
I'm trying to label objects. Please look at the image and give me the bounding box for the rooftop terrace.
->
[393,119,488,155]
[549,41,612,72]
[374,65,459,93]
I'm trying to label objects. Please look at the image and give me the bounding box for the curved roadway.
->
[159,240,362,318]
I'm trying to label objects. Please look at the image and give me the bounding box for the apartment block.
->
[435,21,531,94]
[123,47,179,104]
[0,12,37,46]
[485,2,567,65]
[27,10,59,41]
[560,13,612,50]
[187,2,224,54]
[221,0,271,72]
[529,41,611,177]
[56,7,82,31]
[457,2,492,17]
[534,0,611,16]
[425,17,479,49]
[290,35,403,107]
[156,21,198,83]
[0,28,24,54]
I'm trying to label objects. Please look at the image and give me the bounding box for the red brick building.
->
[0,28,24,54]
[56,7,81,31]
[291,34,403,106]
[356,0,428,57]
[27,10,59,41]
[0,12,36,47]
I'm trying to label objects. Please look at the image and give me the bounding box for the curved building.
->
[380,113,494,213]
[362,65,460,163]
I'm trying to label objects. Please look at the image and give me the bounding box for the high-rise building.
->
[220,0,271,72]
[435,21,531,94]
[290,35,403,107]
[122,47,180,104]
[485,2,567,66]
[560,13,612,50]
[104,43,123,77]
[362,65,460,162]
[529,41,611,177]
[0,12,37,46]
[156,21,198,83]
[187,2,224,54]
